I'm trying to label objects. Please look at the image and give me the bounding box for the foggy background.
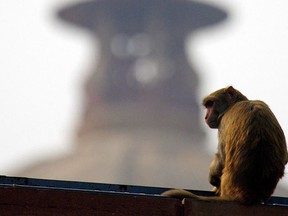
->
[1,0,288,191]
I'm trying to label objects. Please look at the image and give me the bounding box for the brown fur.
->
[162,86,288,204]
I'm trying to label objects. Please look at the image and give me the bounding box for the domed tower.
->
[18,0,227,190]
[58,0,226,140]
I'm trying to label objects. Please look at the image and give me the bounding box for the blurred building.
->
[19,0,229,191]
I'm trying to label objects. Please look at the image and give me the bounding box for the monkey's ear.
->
[226,86,236,98]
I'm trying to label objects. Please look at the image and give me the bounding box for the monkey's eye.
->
[205,100,214,108]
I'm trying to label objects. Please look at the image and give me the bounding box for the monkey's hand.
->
[209,174,221,187]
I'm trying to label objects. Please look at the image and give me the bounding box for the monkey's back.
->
[220,100,287,204]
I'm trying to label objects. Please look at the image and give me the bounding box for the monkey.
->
[162,86,288,204]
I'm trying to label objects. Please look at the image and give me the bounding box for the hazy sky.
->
[0,0,288,184]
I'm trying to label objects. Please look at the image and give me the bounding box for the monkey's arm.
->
[208,152,224,195]
[209,152,224,187]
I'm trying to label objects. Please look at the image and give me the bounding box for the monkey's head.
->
[202,86,248,128]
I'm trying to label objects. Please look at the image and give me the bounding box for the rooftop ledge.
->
[0,175,287,215]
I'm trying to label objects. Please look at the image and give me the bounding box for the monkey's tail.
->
[161,189,200,200]
[161,189,228,203]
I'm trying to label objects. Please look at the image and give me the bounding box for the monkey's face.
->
[202,86,247,129]
[203,100,220,128]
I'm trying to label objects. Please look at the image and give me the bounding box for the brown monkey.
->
[162,86,287,204]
